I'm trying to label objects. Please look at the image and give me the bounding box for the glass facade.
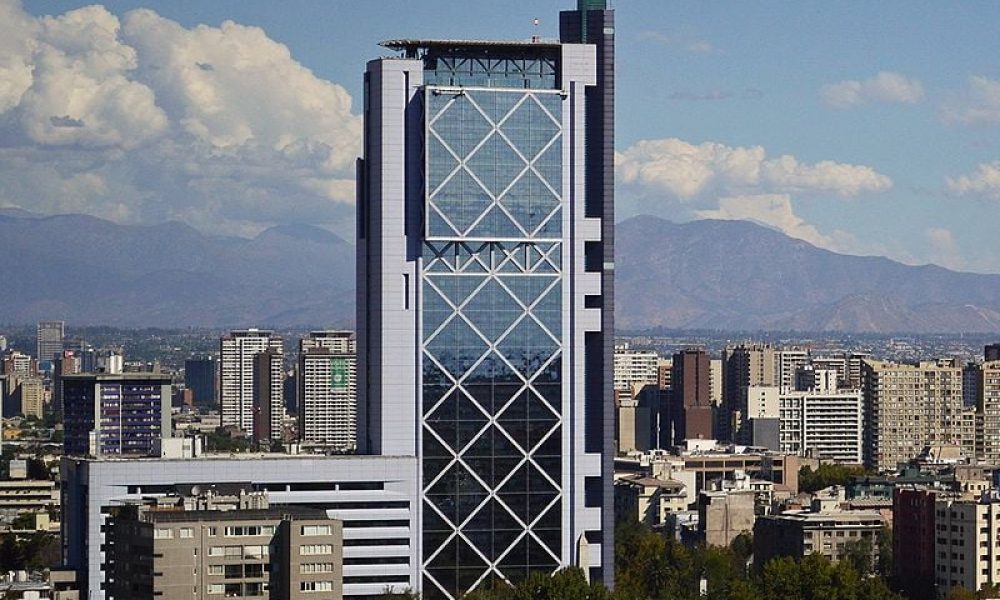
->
[421,83,564,597]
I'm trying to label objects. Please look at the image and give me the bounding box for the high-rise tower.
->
[357,2,614,596]
[219,329,284,441]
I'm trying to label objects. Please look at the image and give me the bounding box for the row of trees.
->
[381,520,903,599]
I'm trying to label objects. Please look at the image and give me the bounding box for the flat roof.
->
[381,38,562,51]
[62,372,170,381]
[144,506,330,523]
[69,453,415,462]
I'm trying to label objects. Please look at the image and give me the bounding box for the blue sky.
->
[7,0,1000,272]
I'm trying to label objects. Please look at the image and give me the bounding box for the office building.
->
[357,1,615,595]
[669,349,713,445]
[185,357,217,406]
[779,389,864,463]
[36,320,64,363]
[107,491,342,600]
[252,348,284,441]
[721,343,776,442]
[53,350,81,415]
[298,331,357,451]
[862,359,966,471]
[61,372,171,457]
[934,494,1000,596]
[60,454,416,599]
[986,344,1000,362]
[220,329,283,439]
[893,488,937,600]
[964,361,981,409]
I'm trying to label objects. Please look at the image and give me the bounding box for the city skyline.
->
[3,0,998,274]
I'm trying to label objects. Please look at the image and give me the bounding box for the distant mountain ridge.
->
[0,212,354,327]
[615,215,1000,333]
[1,211,999,333]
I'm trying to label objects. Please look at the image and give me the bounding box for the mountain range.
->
[2,210,1000,333]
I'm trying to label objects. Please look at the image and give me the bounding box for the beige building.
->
[108,499,342,599]
[614,474,688,527]
[862,359,966,471]
[697,488,756,547]
[754,509,885,566]
[0,479,59,515]
[934,494,1000,596]
[978,361,1000,463]
[17,377,44,419]
[613,345,660,396]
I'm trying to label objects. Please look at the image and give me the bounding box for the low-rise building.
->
[61,454,416,599]
[614,474,688,528]
[698,487,756,548]
[108,492,342,599]
[754,509,885,566]
[0,479,58,515]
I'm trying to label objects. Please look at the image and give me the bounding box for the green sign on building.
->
[330,358,348,390]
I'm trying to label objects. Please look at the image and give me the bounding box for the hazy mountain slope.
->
[3,211,1000,333]
[615,216,1000,333]
[0,213,354,327]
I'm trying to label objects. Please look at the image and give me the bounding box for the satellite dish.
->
[190,485,201,495]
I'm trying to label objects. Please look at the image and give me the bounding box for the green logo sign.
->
[330,358,348,390]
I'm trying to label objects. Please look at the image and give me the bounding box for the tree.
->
[842,536,873,577]
[798,464,870,493]
[946,587,978,600]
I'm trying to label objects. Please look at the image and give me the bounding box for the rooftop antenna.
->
[531,17,540,43]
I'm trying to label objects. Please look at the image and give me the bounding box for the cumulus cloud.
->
[695,194,838,248]
[943,76,1000,126]
[820,71,924,109]
[0,0,361,237]
[616,138,892,252]
[616,138,892,201]
[926,228,966,271]
[947,161,1000,200]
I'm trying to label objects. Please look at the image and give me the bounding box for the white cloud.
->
[943,76,1000,126]
[695,194,837,249]
[616,138,893,254]
[616,138,892,202]
[0,0,37,113]
[820,71,924,109]
[926,227,966,271]
[0,0,361,237]
[947,161,1000,200]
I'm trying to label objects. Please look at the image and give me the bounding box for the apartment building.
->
[779,389,864,463]
[934,494,1000,596]
[108,498,342,599]
[862,359,966,471]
